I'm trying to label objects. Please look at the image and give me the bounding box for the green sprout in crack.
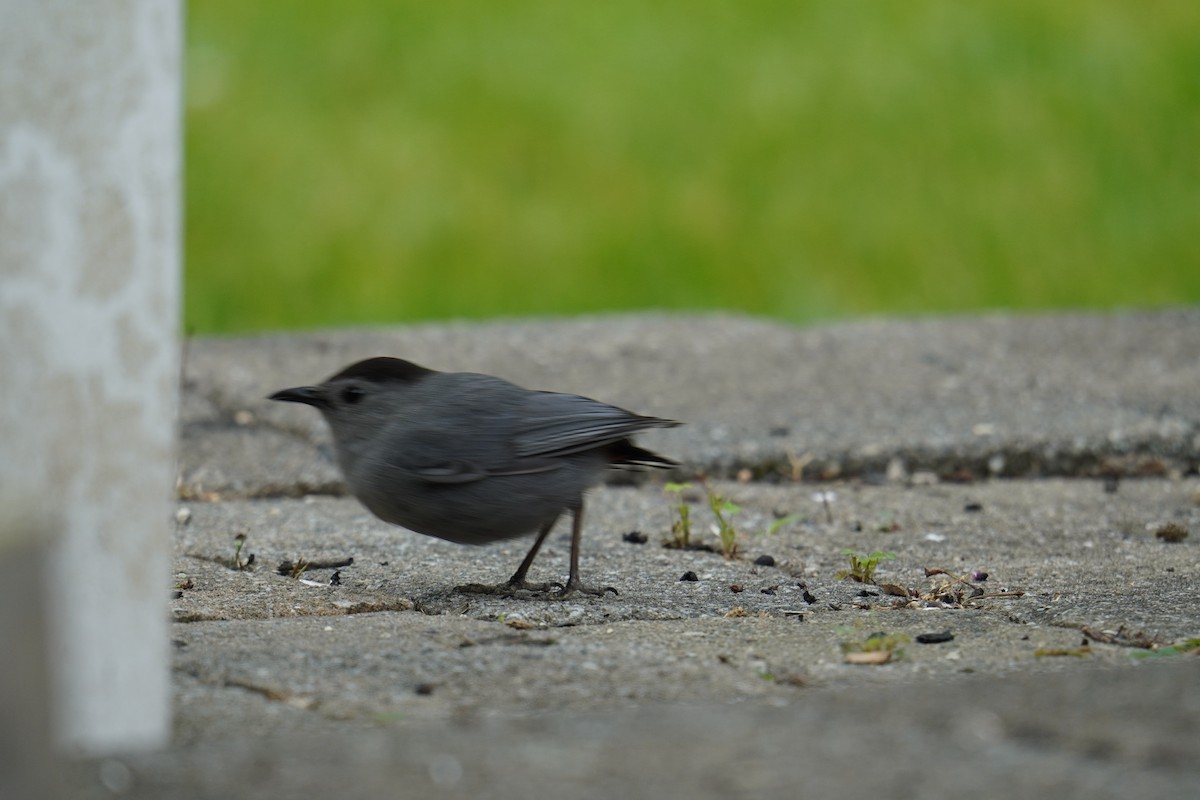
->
[841,631,910,663]
[836,549,895,584]
[664,479,748,558]
[232,532,254,571]
[663,482,694,548]
[706,487,742,559]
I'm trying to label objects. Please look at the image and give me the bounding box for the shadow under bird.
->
[269,357,680,596]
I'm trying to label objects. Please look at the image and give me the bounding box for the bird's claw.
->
[455,579,556,596]
[456,578,618,599]
[552,580,619,598]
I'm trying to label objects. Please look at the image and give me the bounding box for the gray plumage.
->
[269,357,679,595]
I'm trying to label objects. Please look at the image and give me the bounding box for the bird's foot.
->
[552,578,619,598]
[456,576,618,599]
[455,577,557,597]
[507,577,560,593]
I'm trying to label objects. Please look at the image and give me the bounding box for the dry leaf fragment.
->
[505,618,536,630]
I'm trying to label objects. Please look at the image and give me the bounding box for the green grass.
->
[186,1,1200,333]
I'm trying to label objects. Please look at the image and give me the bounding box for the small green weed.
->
[663,479,749,558]
[836,549,896,584]
[231,532,254,571]
[663,482,694,548]
[841,631,910,664]
[705,486,742,559]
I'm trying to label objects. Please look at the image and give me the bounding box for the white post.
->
[0,0,180,754]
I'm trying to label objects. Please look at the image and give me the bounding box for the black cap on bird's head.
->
[268,357,435,409]
[324,357,435,385]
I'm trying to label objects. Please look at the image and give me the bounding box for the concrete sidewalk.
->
[68,311,1200,799]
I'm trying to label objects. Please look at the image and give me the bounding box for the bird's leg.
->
[504,517,558,591]
[456,518,560,595]
[554,503,618,598]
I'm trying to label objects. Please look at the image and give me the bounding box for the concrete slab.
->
[179,311,1200,497]
[64,312,1200,799]
[67,660,1200,800]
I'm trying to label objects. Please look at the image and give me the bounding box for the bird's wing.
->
[382,427,563,484]
[406,458,564,484]
[513,391,678,459]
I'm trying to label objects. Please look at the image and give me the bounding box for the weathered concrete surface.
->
[179,310,1200,498]
[67,312,1200,799]
[67,660,1200,800]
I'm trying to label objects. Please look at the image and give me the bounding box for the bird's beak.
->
[267,385,328,408]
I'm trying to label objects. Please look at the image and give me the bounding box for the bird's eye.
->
[340,385,366,404]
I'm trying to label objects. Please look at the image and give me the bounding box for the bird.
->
[269,357,679,596]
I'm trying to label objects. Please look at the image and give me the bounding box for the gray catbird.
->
[269,357,679,596]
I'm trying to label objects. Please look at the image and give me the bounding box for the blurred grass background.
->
[185,1,1200,333]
